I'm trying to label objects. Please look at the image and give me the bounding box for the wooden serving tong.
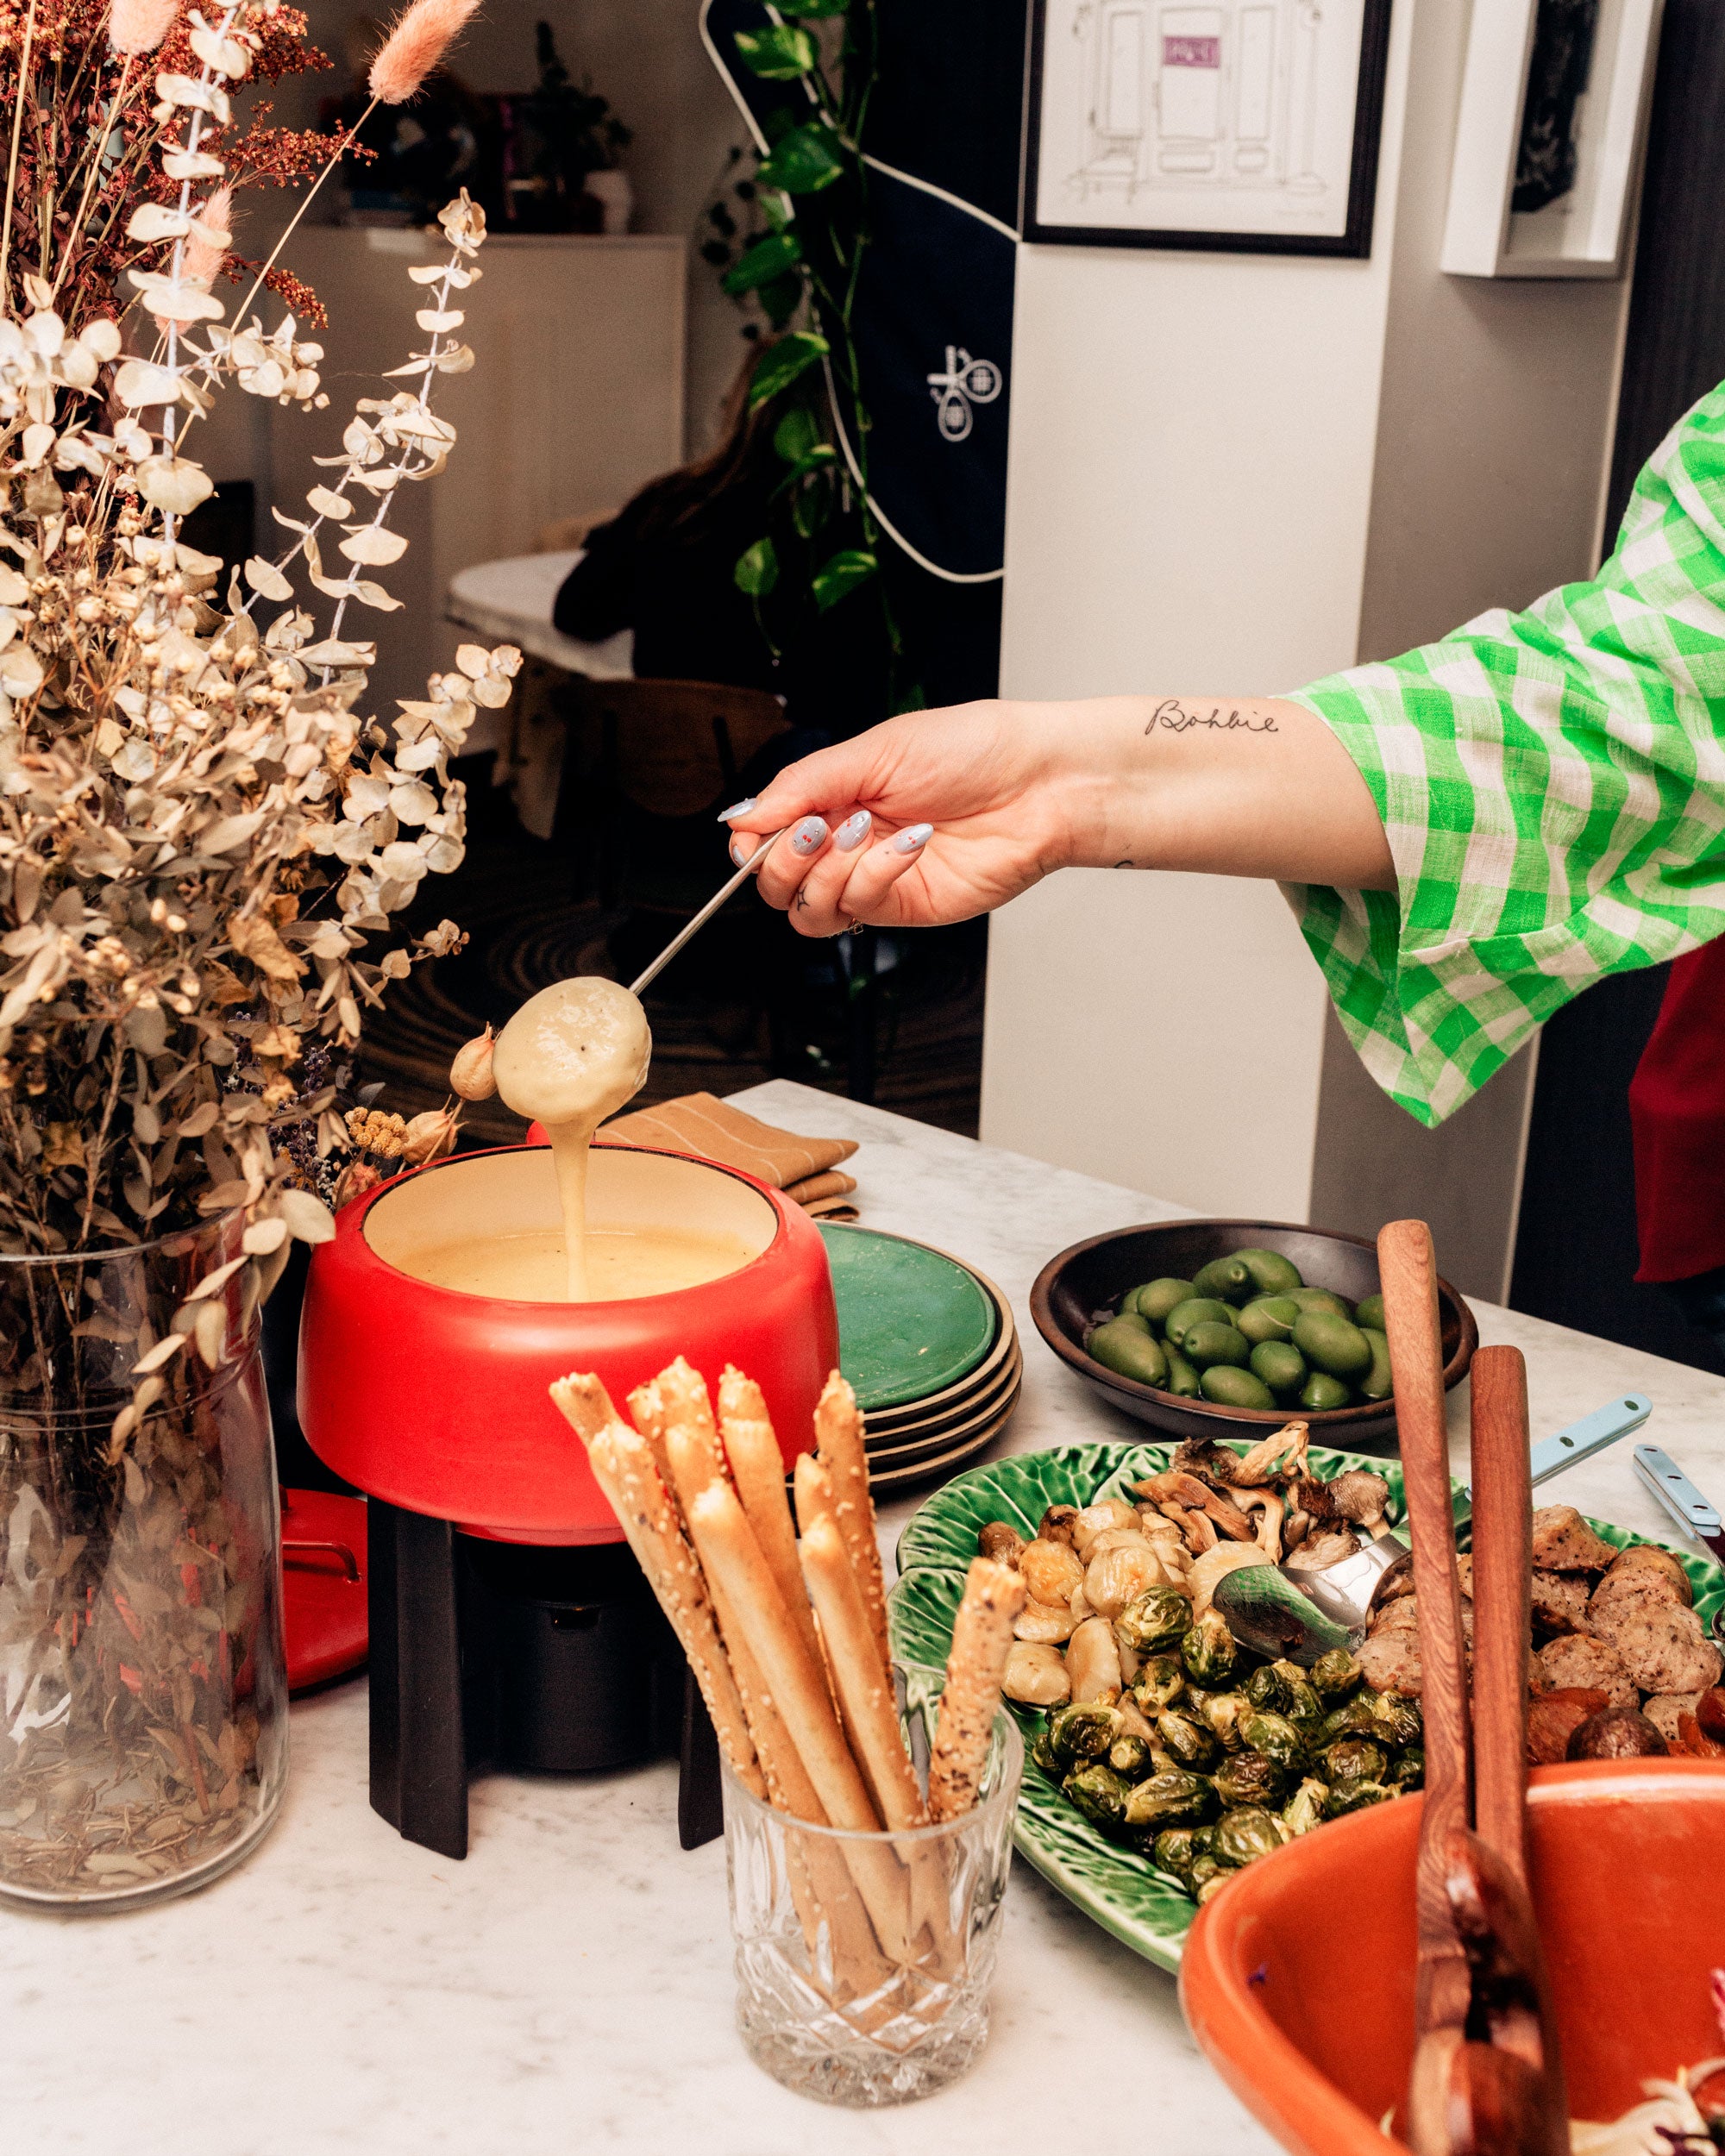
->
[1377,1220,1568,2156]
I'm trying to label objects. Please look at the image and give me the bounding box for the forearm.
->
[1038,693,1396,892]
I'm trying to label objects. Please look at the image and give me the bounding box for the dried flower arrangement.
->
[0,0,511,1902]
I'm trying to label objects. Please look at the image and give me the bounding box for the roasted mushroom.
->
[977,1520,1025,1568]
[1038,1503,1081,1549]
[1327,1470,1392,1539]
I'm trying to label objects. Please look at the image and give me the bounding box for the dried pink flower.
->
[184,187,233,292]
[367,0,483,105]
[110,0,181,56]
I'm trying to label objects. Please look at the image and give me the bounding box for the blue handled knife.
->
[1460,1392,1652,1511]
[1632,1444,1725,1567]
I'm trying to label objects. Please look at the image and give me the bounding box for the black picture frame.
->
[1020,0,1394,259]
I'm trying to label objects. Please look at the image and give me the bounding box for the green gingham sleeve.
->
[1287,384,1725,1127]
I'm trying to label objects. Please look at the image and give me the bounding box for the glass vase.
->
[722,1670,1023,2106]
[0,1212,288,1912]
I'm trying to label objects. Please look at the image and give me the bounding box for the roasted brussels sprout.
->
[1309,1647,1363,1702]
[1123,1768,1220,1834]
[1049,1701,1124,1765]
[1281,1677,1324,1730]
[1129,1655,1188,1714]
[1214,1805,1290,1868]
[1281,1777,1328,1837]
[1245,1664,1296,1714]
[1116,1588,1192,1656]
[1030,1731,1062,1779]
[1384,1745,1425,1790]
[1192,1689,1249,1754]
[1189,1853,1226,1894]
[1180,1609,1238,1688]
[1151,1827,1198,1882]
[1240,1710,1308,1771]
[1064,1763,1132,1832]
[1213,1749,1292,1808]
[1371,1695,1423,1750]
[1322,1777,1400,1819]
[1321,1736,1389,1784]
[1320,1695,1383,1744]
[1107,1733,1154,1782]
[1195,1870,1235,1905]
[1156,1708,1223,1774]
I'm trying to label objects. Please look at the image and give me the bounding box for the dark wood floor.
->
[358,763,988,1141]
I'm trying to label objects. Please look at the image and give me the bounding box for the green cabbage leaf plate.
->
[888,1440,1725,1976]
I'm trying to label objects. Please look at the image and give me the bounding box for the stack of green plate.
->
[817,1223,1022,1490]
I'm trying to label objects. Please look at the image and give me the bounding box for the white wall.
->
[982,0,1634,1294]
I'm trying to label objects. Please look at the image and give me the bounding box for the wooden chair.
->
[554,676,788,912]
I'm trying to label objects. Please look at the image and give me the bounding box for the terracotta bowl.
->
[1179,1759,1725,2156]
[1032,1219,1477,1451]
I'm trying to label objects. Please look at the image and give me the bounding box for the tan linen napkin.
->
[600,1093,859,1214]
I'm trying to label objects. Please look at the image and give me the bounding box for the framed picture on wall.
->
[1440,0,1662,279]
[1021,0,1394,257]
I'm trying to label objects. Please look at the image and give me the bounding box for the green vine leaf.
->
[791,475,831,539]
[776,0,850,14]
[734,24,818,78]
[734,538,780,598]
[756,123,848,194]
[774,444,838,493]
[774,407,822,461]
[812,548,876,611]
[747,331,831,407]
[757,272,806,328]
[723,231,804,297]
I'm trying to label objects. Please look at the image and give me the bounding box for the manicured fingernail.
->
[835,811,872,852]
[890,823,932,855]
[789,816,829,856]
[717,797,756,822]
[730,837,750,867]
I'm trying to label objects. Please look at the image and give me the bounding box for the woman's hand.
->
[722,693,1394,937]
[722,701,1084,935]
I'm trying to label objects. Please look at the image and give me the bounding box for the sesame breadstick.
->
[794,1450,837,1539]
[718,1367,821,1670]
[800,1514,926,1832]
[814,1371,890,1674]
[549,1377,762,1798]
[928,1558,1026,1823]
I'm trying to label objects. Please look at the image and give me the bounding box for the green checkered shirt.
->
[1289,384,1725,1127]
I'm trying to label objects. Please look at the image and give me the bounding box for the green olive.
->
[1300,1371,1352,1413]
[1357,1326,1393,1401]
[1249,1341,1307,1399]
[1087,1317,1170,1388]
[1128,1276,1195,1328]
[1162,1345,1203,1398]
[1353,1292,1384,1332]
[1164,1297,1235,1347]
[1191,1255,1256,1306]
[1200,1364,1276,1410]
[1291,1312,1373,1382]
[1182,1321,1249,1372]
[1288,1286,1354,1321]
[1234,1248,1304,1296]
[1237,1295,1300,1346]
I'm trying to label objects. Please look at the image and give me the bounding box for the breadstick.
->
[718,1369,821,1669]
[794,1450,836,1538]
[800,1514,925,1831]
[928,1557,1026,1823]
[687,1480,880,1833]
[549,1377,763,1799]
[656,1357,726,1476]
[815,1372,890,1675]
[624,1377,674,1492]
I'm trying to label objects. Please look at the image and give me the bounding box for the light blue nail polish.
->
[835,811,872,852]
[729,837,750,867]
[717,797,757,822]
[789,816,829,856]
[891,822,932,855]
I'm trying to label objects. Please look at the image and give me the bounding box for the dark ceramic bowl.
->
[1030,1219,1476,1454]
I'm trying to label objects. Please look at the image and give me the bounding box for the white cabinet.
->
[248,229,685,730]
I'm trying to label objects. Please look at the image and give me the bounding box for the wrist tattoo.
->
[1144,697,1277,736]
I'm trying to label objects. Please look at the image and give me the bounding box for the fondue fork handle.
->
[1378,1219,1473,2043]
[628,831,786,998]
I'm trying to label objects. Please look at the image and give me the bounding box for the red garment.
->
[1629,937,1725,1282]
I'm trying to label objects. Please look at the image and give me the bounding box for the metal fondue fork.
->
[627,830,786,998]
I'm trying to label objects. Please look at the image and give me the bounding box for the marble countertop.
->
[9,1081,1723,2154]
[445,548,634,680]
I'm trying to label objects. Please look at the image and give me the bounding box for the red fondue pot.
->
[299,1140,838,1542]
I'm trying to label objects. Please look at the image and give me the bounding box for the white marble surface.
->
[445,548,634,680]
[9,1083,1724,2154]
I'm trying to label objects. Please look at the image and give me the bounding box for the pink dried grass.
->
[184,187,232,292]
[110,0,180,56]
[367,0,483,105]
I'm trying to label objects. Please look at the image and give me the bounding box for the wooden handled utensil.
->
[1378,1225,1567,2156]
